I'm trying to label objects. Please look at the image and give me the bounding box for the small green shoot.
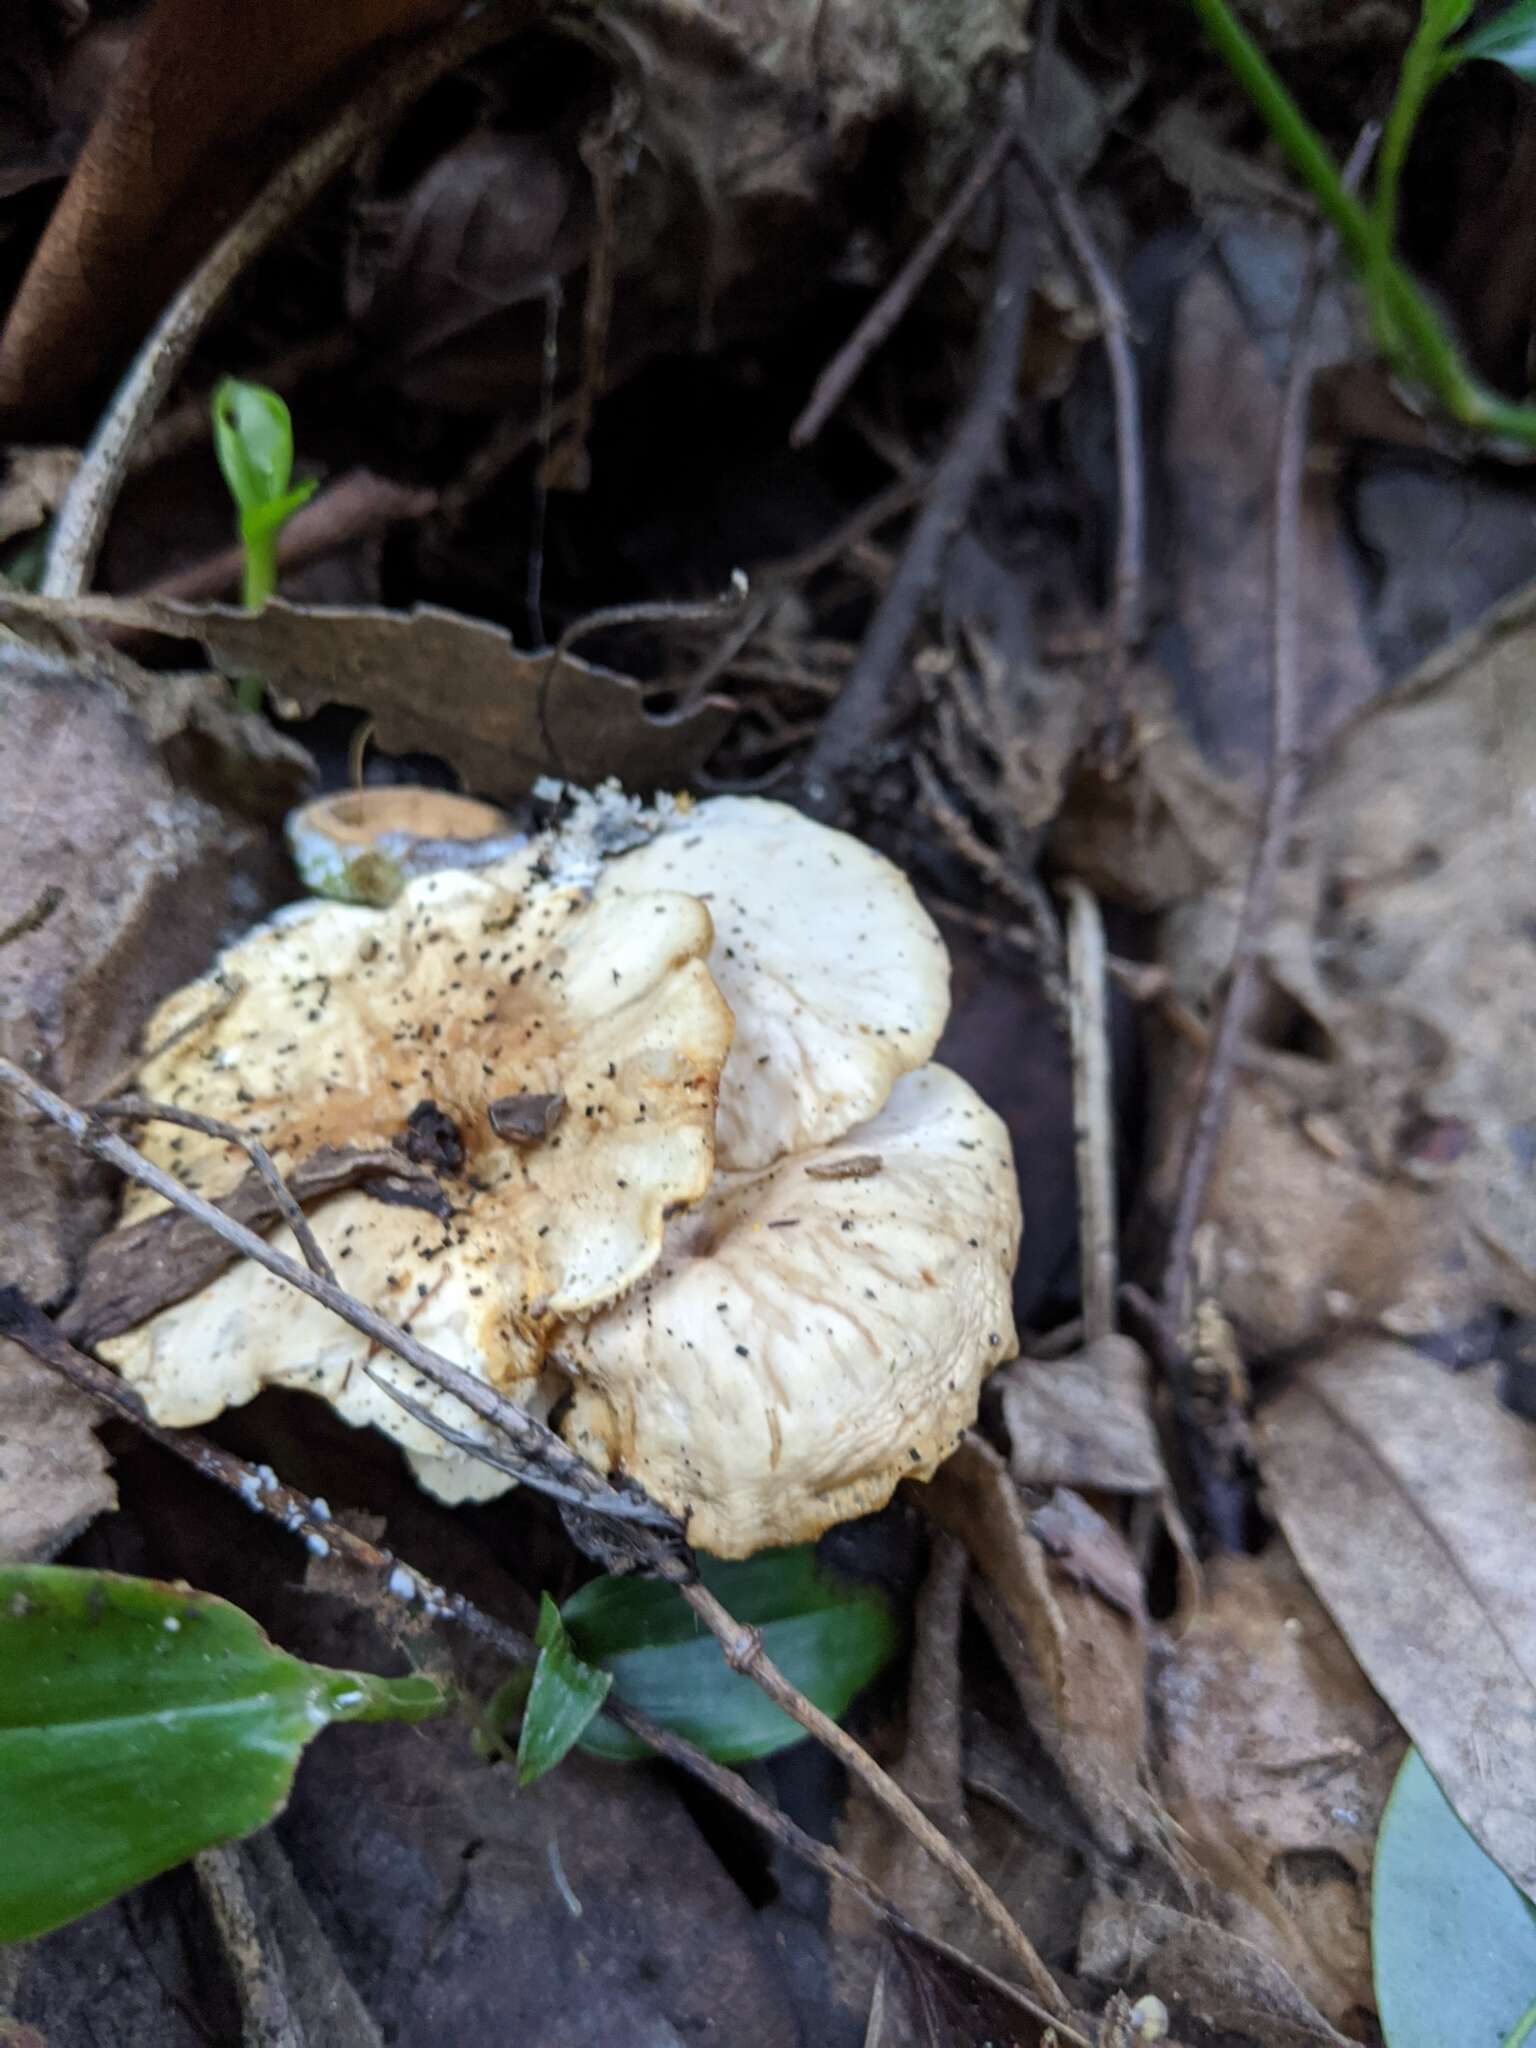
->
[211,376,317,711]
[0,1566,448,1941]
[516,1593,613,1786]
[1188,0,1536,448]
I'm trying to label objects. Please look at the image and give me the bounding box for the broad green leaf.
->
[0,1567,446,1942]
[566,1548,899,1765]
[1421,0,1473,37]
[1448,0,1536,80]
[1372,1747,1536,2048]
[516,1593,612,1786]
[212,377,298,515]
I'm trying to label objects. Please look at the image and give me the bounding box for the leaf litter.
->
[5,2,1536,2042]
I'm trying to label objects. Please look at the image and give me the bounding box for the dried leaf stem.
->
[42,0,534,600]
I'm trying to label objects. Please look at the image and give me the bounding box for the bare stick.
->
[42,0,532,599]
[0,1290,1084,2042]
[1159,131,1376,1330]
[801,132,1036,818]
[1062,881,1117,1342]
[194,1844,305,2048]
[1011,126,1145,723]
[678,1578,1070,2018]
[0,1054,678,1534]
[791,116,1014,448]
[92,1095,335,1286]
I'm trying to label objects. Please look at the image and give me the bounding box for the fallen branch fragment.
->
[791,113,1015,448]
[1011,124,1145,724]
[801,129,1036,818]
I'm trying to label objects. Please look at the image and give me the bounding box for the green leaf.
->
[1372,1747,1536,2048]
[1448,0,1536,80]
[0,1566,447,1942]
[1422,0,1473,37]
[516,1593,612,1786]
[565,1548,900,1765]
[212,378,298,516]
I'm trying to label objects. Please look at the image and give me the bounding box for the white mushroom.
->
[101,858,734,1485]
[590,796,950,1169]
[556,1064,1021,1556]
[93,790,1022,1552]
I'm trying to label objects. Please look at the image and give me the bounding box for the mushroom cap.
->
[556,1062,1022,1556]
[103,859,734,1467]
[590,796,950,1170]
[286,786,522,905]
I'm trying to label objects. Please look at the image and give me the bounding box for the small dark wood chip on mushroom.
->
[804,1153,883,1182]
[488,1091,567,1145]
[402,1098,466,1175]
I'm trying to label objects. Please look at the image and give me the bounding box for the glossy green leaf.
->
[1372,1747,1536,2048]
[566,1548,899,1765]
[0,1567,447,1942]
[516,1593,612,1786]
[212,377,298,518]
[1448,0,1536,80]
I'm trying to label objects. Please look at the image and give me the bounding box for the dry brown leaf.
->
[0,0,470,430]
[0,590,735,796]
[1146,565,1536,1358]
[0,445,78,545]
[997,1336,1169,1497]
[1078,1892,1352,2048]
[1259,1338,1536,1899]
[1151,1543,1402,2028]
[0,646,301,1556]
[923,1435,1153,1858]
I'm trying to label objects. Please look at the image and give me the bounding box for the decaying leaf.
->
[1259,1338,1536,1900]
[0,647,299,1558]
[1077,1892,1352,2048]
[1146,565,1536,1358]
[995,1336,1169,1497]
[0,589,736,796]
[1151,1542,1402,2028]
[923,1435,1153,1859]
[0,445,78,545]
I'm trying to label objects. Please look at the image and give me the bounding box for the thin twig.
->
[41,0,533,599]
[801,121,1036,819]
[1159,130,1376,1330]
[0,1290,1085,2042]
[791,116,1015,448]
[678,1579,1070,2019]
[0,1054,679,1535]
[91,1095,335,1286]
[1010,125,1145,731]
[1062,881,1117,1342]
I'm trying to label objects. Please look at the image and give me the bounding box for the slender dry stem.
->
[1062,880,1117,1342]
